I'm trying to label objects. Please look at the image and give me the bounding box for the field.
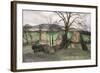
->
[23,32,91,62]
[23,31,91,62]
[23,45,90,62]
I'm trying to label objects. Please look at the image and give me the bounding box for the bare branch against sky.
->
[23,10,91,31]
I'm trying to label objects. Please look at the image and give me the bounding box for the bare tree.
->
[47,16,54,47]
[46,16,61,47]
[55,12,85,48]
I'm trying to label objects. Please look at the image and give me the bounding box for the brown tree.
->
[56,12,84,48]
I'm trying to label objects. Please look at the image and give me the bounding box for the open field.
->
[23,31,91,62]
[23,45,90,62]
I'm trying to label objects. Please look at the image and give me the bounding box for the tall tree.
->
[55,12,84,48]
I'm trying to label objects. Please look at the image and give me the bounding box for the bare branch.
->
[56,11,68,25]
[56,12,64,20]
[68,17,79,27]
[66,12,72,26]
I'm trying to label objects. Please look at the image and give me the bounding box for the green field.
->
[23,31,91,62]
[23,45,90,62]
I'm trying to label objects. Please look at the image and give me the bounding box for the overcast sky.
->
[23,10,91,31]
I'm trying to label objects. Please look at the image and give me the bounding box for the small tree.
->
[47,17,55,47]
[46,16,61,47]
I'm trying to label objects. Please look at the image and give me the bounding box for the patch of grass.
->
[23,45,91,62]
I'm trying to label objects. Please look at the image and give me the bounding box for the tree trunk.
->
[51,32,54,46]
[48,32,52,46]
[64,31,68,47]
[80,35,88,51]
[61,29,69,48]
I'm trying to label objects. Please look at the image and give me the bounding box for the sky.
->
[23,10,91,31]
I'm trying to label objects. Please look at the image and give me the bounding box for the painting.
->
[11,1,98,72]
[23,10,91,62]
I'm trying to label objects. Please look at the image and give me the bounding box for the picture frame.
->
[11,1,98,72]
